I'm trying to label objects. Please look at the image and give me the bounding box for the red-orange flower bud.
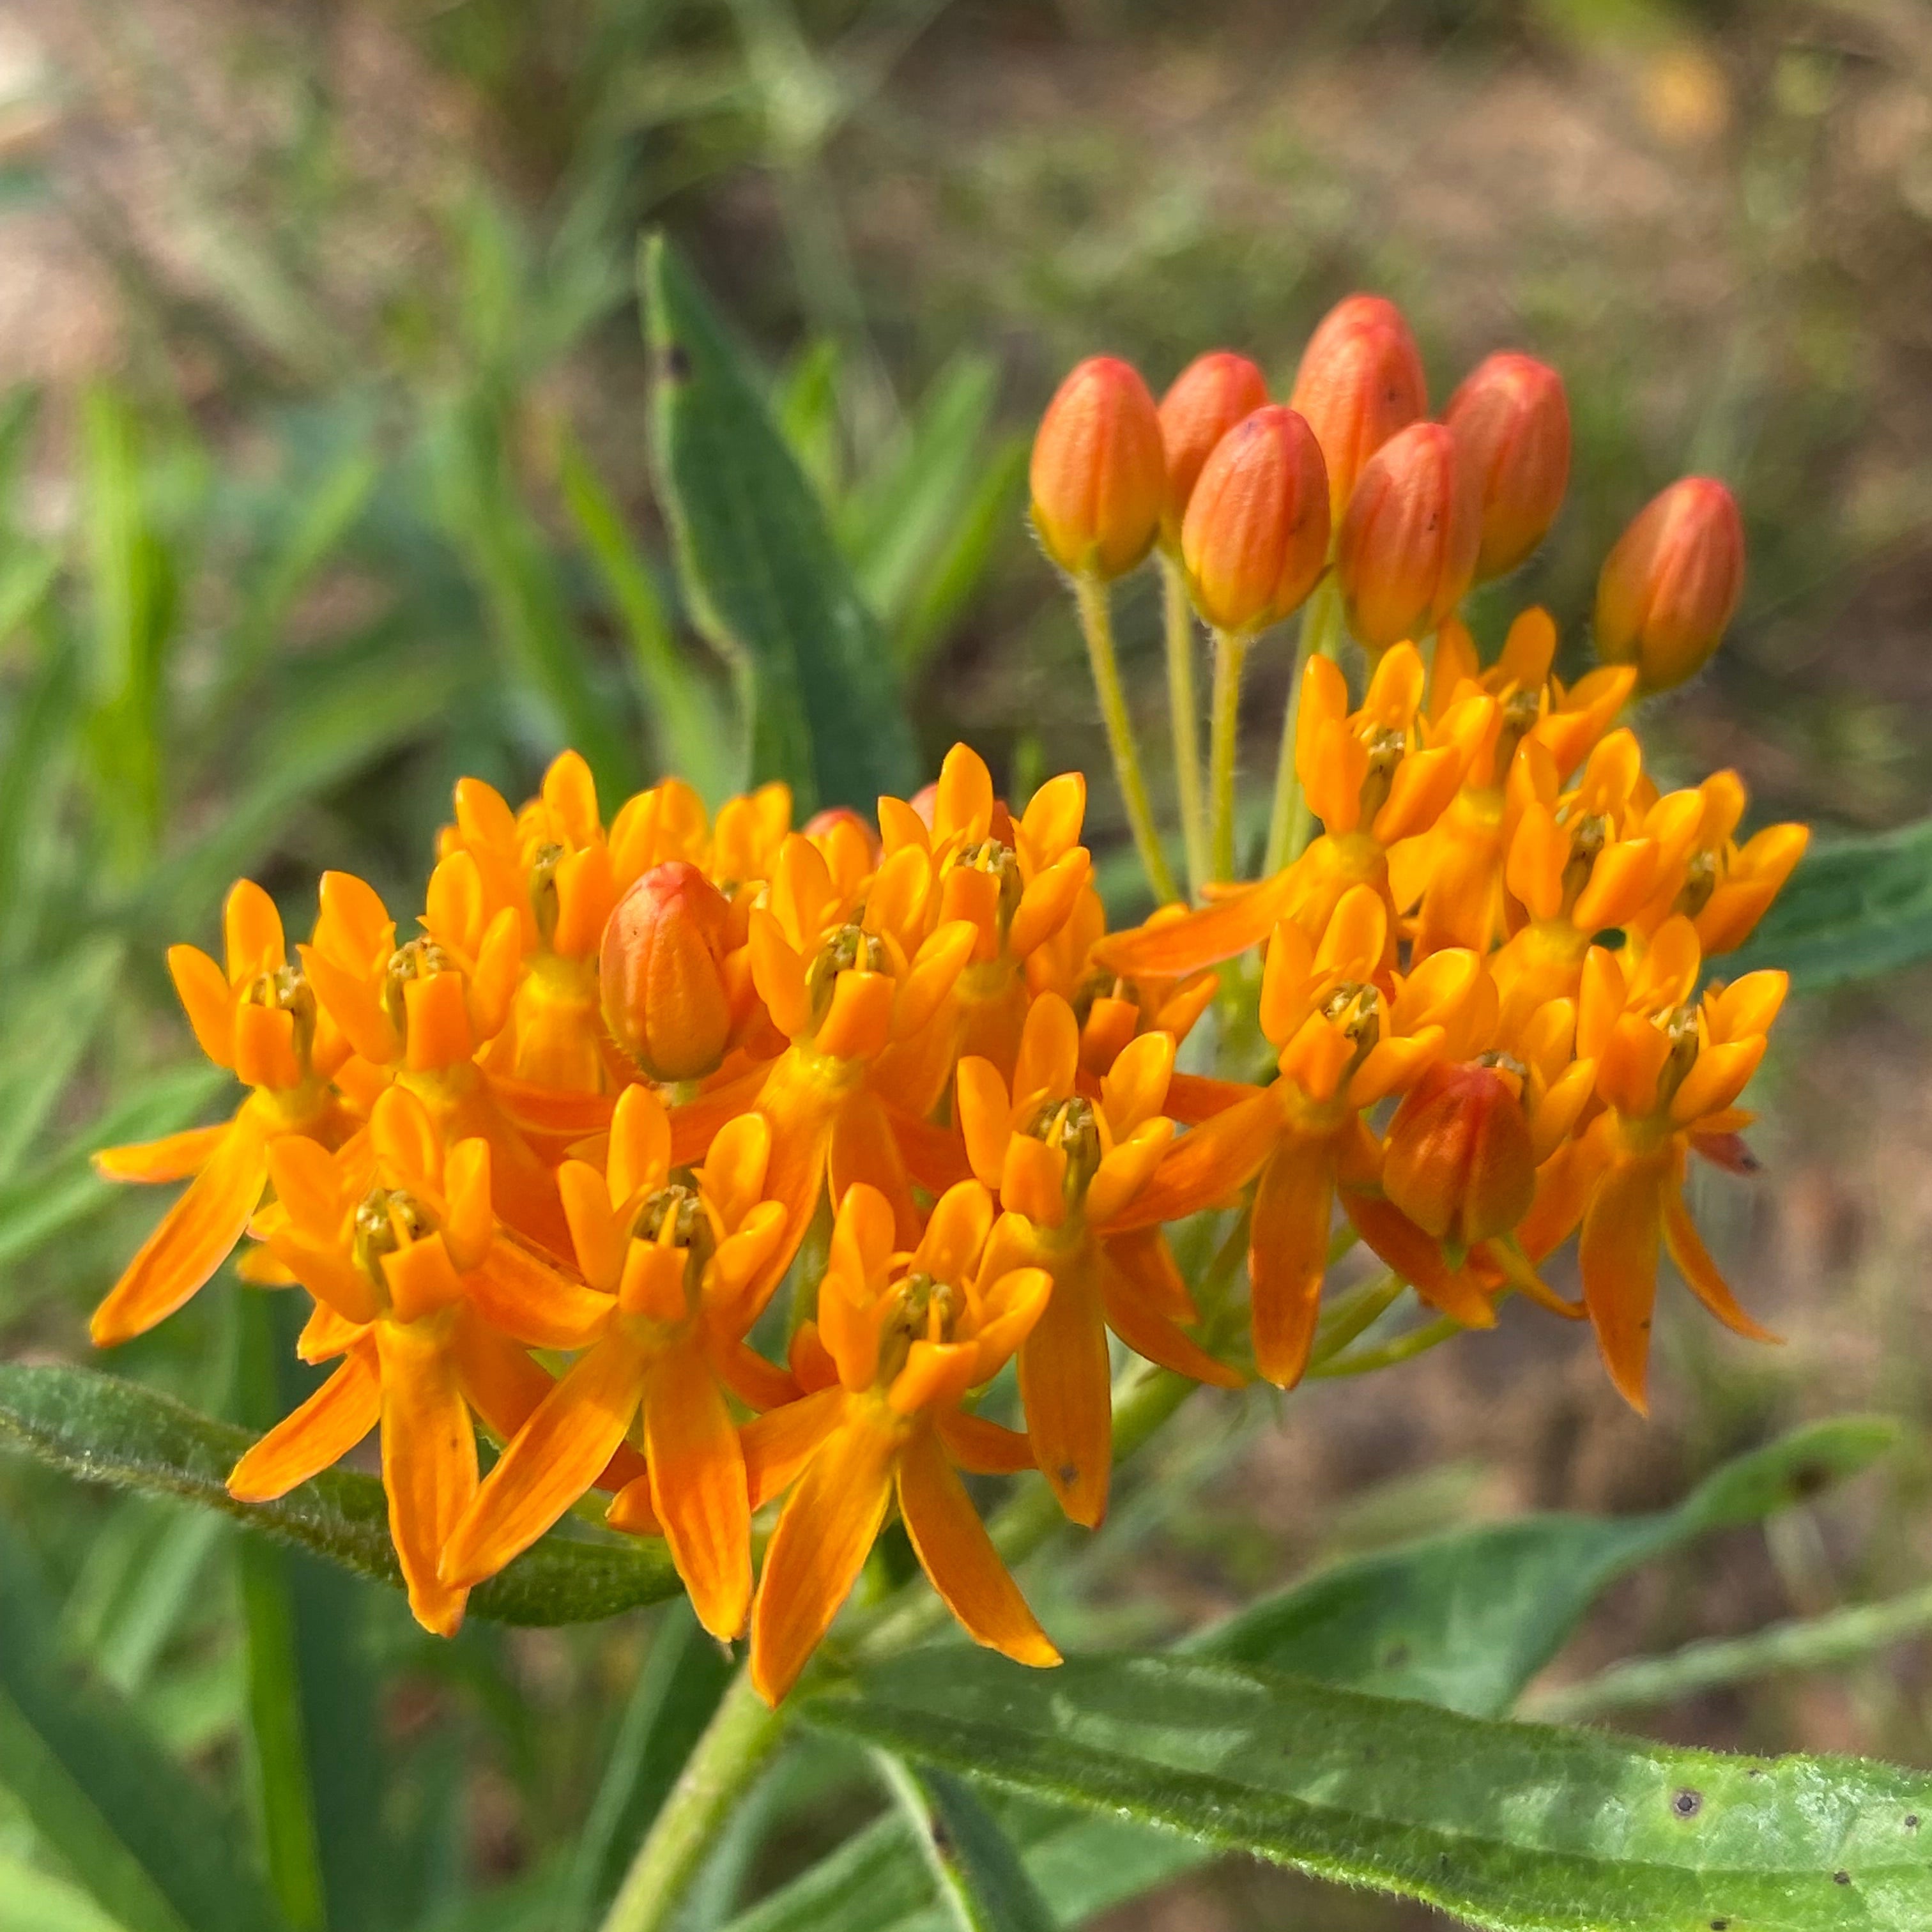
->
[1029,356,1166,579]
[1178,406,1331,634]
[1383,1060,1536,1254]
[1289,294,1428,524]
[1335,422,1481,650]
[599,860,733,1082]
[1593,477,1744,693]
[1158,351,1269,545]
[1443,351,1571,581]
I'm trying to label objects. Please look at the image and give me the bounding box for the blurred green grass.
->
[3,2,1932,1928]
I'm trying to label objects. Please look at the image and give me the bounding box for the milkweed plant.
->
[9,248,1930,1932]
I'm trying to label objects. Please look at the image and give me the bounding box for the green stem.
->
[595,1664,788,1932]
[1266,575,1344,874]
[1160,553,1208,897]
[1308,1271,1402,1367]
[1207,627,1249,880]
[1308,1312,1459,1379]
[1074,571,1179,906]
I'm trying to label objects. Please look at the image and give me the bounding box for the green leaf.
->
[0,1364,682,1626]
[0,1850,138,1932]
[809,1648,1932,1932]
[1724,816,1932,989]
[727,1418,1894,1932]
[558,1600,734,1928]
[872,1755,1056,1932]
[641,233,917,813]
[0,1517,288,1932]
[555,426,733,804]
[0,937,125,1182]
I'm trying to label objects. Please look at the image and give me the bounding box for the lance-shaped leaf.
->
[641,232,918,813]
[807,1649,1932,1932]
[0,1364,680,1627]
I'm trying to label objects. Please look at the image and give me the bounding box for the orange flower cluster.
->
[89,296,1805,1708]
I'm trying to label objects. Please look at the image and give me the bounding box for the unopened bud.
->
[1289,294,1428,524]
[1179,405,1330,634]
[600,860,733,1082]
[1383,1061,1535,1254]
[1158,351,1269,545]
[1443,352,1571,581]
[1335,422,1482,650]
[1029,356,1166,579]
[1594,477,1744,693]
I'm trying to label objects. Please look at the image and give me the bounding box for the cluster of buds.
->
[91,295,1800,1707]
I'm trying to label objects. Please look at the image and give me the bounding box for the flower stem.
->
[1074,571,1179,906]
[595,1662,787,1932]
[1160,553,1208,896]
[1264,575,1344,875]
[1207,627,1249,880]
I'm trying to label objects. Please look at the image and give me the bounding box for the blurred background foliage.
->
[5,1,1932,1927]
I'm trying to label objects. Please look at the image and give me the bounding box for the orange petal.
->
[1341,1192,1498,1330]
[93,1122,232,1185]
[228,1337,379,1501]
[1016,1259,1113,1528]
[440,1331,647,1590]
[468,1233,616,1349]
[896,1425,1059,1668]
[749,1412,900,1705]
[296,1297,365,1362]
[1103,1088,1280,1232]
[375,1318,478,1637]
[1103,1226,1199,1324]
[829,1087,919,1249]
[90,1114,269,1346]
[934,1408,1038,1474]
[1091,871,1294,979]
[668,1064,771,1166]
[1248,1137,1335,1388]
[645,1351,753,1640]
[1662,1185,1780,1345]
[742,1384,845,1508]
[1098,1252,1242,1387]
[1579,1155,1666,1415]
[605,1475,663,1537]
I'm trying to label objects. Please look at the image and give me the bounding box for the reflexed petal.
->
[1105,1088,1280,1232]
[440,1331,648,1589]
[935,1409,1038,1474]
[1579,1154,1667,1415]
[1091,870,1294,979]
[896,1427,1059,1668]
[375,1319,478,1637]
[742,1385,845,1507]
[91,1114,270,1346]
[229,1338,380,1501]
[1662,1186,1780,1344]
[645,1350,753,1640]
[749,1411,900,1705]
[468,1233,614,1349]
[1248,1137,1336,1388]
[94,1121,233,1185]
[1098,1253,1242,1388]
[829,1088,919,1247]
[1016,1260,1112,1526]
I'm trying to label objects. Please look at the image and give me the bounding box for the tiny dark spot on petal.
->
[1672,1788,1702,1818]
[1057,1463,1078,1485]
[1834,1870,1851,1885]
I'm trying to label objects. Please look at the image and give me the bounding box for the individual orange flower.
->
[715,828,978,1286]
[746,1181,1056,1704]
[439,1086,788,1637]
[226,1085,555,1635]
[955,994,1242,1527]
[1543,929,1786,1411]
[91,880,354,1346]
[1594,476,1745,693]
[298,869,571,1256]
[601,860,738,1083]
[1622,767,1809,960]
[878,745,1092,1079]
[1388,610,1635,958]
[1094,644,1492,980]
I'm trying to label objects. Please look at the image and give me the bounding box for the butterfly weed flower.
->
[746,1179,1056,1705]
[91,880,355,1346]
